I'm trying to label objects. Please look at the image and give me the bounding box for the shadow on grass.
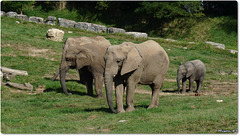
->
[83,107,112,113]
[43,87,98,98]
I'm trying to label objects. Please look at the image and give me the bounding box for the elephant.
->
[59,36,111,97]
[177,59,206,94]
[104,40,169,113]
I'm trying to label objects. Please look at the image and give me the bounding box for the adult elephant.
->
[59,36,111,97]
[177,59,206,94]
[104,40,169,113]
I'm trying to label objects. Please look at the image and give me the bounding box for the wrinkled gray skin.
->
[177,59,206,93]
[104,40,169,113]
[60,36,111,97]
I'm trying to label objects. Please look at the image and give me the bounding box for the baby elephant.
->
[177,59,206,93]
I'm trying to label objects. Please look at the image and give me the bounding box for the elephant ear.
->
[76,48,95,69]
[121,47,142,75]
[186,63,195,78]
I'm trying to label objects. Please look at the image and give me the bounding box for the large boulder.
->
[45,16,56,25]
[58,18,76,28]
[46,28,64,42]
[15,14,28,21]
[125,32,148,38]
[6,11,17,17]
[29,16,44,24]
[107,27,125,34]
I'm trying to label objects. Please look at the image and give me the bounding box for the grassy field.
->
[1,16,238,134]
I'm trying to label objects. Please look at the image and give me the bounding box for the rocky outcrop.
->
[1,11,6,16]
[29,16,44,24]
[107,27,125,34]
[206,41,225,49]
[6,11,17,17]
[58,18,76,28]
[45,16,56,25]
[15,14,28,21]
[125,32,148,38]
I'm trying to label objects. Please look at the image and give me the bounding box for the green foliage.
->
[135,1,204,19]
[2,1,35,13]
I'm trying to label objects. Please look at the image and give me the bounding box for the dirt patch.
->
[27,47,49,57]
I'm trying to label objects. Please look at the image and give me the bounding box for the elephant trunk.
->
[104,71,118,113]
[60,63,71,95]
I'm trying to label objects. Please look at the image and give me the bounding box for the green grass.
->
[1,16,238,134]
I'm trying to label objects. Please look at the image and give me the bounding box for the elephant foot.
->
[126,107,135,112]
[64,92,72,95]
[147,104,158,109]
[97,94,105,98]
[117,109,126,113]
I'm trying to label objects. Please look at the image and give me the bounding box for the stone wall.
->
[1,11,148,38]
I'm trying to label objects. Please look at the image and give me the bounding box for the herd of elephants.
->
[53,36,206,113]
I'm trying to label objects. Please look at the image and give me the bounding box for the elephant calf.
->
[59,36,111,97]
[177,59,206,93]
[104,40,169,113]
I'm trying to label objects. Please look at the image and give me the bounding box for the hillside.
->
[1,16,238,134]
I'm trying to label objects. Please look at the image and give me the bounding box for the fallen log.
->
[6,82,33,91]
[1,67,28,76]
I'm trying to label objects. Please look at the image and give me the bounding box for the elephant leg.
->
[94,75,104,98]
[126,80,137,112]
[182,78,187,93]
[196,80,203,93]
[189,78,194,93]
[79,68,94,96]
[148,84,160,109]
[114,77,125,113]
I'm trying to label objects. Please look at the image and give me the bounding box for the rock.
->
[165,38,177,42]
[183,47,188,50]
[125,32,148,38]
[15,14,28,21]
[119,120,127,123]
[16,21,20,24]
[75,22,107,33]
[90,24,107,33]
[108,27,126,34]
[6,82,33,91]
[68,31,73,33]
[29,16,44,24]
[1,11,6,16]
[0,71,3,83]
[6,11,17,17]
[188,42,195,44]
[206,41,225,49]
[216,100,223,103]
[46,28,64,42]
[228,49,238,54]
[45,16,56,25]
[58,18,76,28]
[74,22,85,30]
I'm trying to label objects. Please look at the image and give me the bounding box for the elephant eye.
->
[117,59,121,63]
